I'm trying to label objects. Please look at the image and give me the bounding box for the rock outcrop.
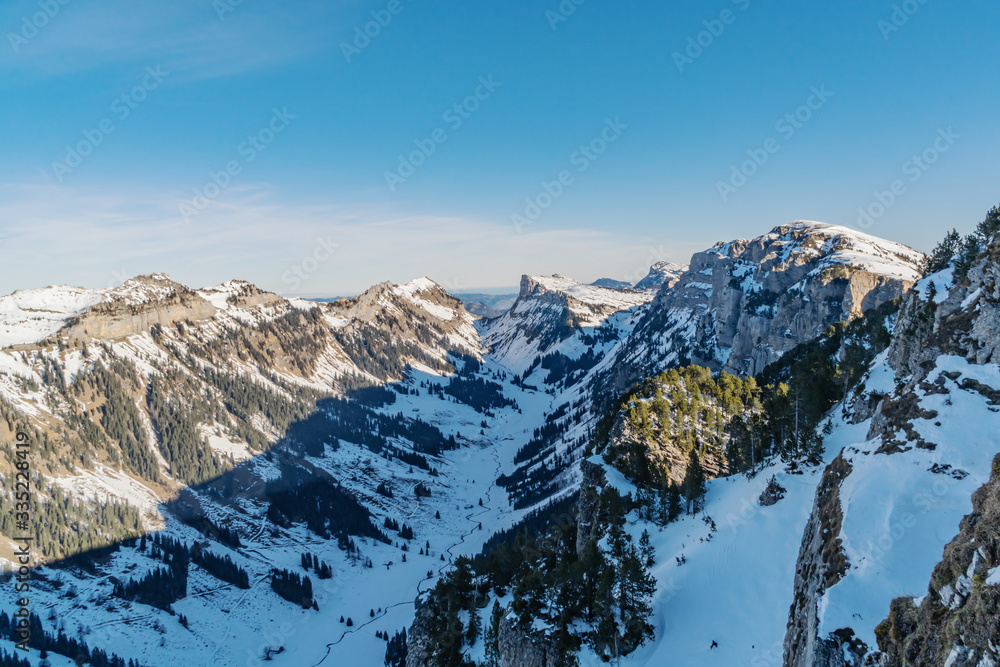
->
[784,454,853,667]
[602,400,729,487]
[496,614,560,667]
[598,222,922,407]
[65,275,217,343]
[783,231,1000,667]
[405,598,434,667]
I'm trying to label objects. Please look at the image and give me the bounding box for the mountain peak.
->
[399,276,440,292]
[706,219,925,283]
[519,274,649,306]
[635,261,688,291]
[106,273,187,305]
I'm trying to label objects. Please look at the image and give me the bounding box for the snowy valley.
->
[0,218,998,667]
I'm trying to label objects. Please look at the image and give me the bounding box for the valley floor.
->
[0,359,557,667]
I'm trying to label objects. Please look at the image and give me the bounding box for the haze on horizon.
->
[1,0,997,297]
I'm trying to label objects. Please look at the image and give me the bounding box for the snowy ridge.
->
[480,274,655,375]
[0,285,105,348]
[711,221,925,283]
[634,261,688,291]
[527,275,653,316]
[819,355,1000,650]
[103,273,188,306]
[593,221,924,392]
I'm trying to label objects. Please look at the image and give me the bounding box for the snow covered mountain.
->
[486,222,923,513]
[403,218,999,667]
[0,273,526,666]
[6,216,996,667]
[633,261,688,292]
[479,274,654,376]
[601,221,923,392]
[786,223,1000,666]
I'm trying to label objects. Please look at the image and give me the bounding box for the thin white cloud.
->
[0,181,691,297]
[0,0,333,80]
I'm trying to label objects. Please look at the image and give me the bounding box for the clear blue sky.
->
[1,0,997,296]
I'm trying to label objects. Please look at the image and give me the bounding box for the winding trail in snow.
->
[308,443,505,666]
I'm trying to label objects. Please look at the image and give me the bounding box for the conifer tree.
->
[682,451,706,514]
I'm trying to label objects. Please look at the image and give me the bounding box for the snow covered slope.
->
[480,274,654,376]
[0,285,105,348]
[634,261,688,291]
[574,422,866,667]
[785,229,1000,667]
[0,220,950,667]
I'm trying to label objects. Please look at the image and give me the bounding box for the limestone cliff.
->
[65,275,218,343]
[599,222,922,407]
[783,231,1000,667]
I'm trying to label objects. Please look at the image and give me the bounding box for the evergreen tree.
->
[484,604,503,667]
[682,451,706,514]
[974,203,1000,245]
[922,228,962,275]
[384,629,408,667]
[639,530,655,567]
[667,483,683,522]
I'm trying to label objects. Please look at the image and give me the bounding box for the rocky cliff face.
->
[575,459,608,555]
[65,275,219,343]
[597,222,922,406]
[495,614,560,667]
[407,597,561,667]
[599,385,730,487]
[783,232,1000,667]
[863,236,1000,667]
[784,455,853,667]
[405,600,434,667]
[480,274,654,375]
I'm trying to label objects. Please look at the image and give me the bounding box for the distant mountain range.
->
[2,217,998,667]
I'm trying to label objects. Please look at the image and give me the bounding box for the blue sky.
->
[1,0,997,296]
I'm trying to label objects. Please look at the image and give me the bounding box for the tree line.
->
[0,610,144,667]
